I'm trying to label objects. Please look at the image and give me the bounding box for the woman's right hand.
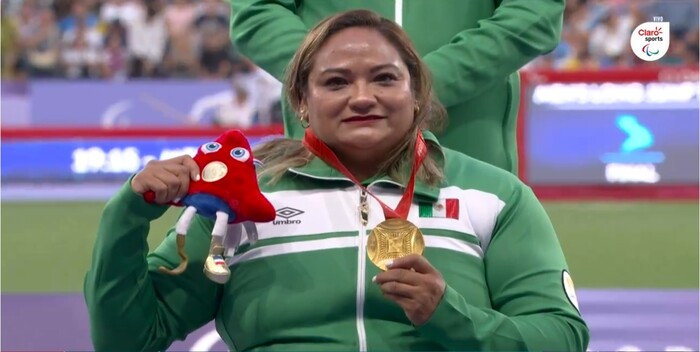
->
[131,155,200,205]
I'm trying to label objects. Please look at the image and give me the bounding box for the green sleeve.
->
[417,185,590,351]
[423,0,565,108]
[230,0,306,81]
[83,179,222,351]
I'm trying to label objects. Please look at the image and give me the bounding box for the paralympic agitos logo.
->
[641,43,659,57]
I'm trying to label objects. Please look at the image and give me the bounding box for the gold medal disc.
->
[367,218,425,271]
[202,161,228,182]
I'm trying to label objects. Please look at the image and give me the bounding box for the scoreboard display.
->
[522,70,698,186]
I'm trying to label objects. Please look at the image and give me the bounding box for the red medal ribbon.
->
[302,129,427,220]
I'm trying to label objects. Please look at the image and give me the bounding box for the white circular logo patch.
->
[630,20,670,62]
[563,270,580,312]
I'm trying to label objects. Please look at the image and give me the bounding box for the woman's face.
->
[304,27,415,158]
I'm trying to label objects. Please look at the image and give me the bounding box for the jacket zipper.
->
[355,188,369,351]
[395,0,403,27]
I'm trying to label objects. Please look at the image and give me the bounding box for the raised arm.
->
[84,179,222,350]
[424,0,565,108]
[230,0,307,81]
[416,184,589,351]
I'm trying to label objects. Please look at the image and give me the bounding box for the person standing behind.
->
[229,0,565,175]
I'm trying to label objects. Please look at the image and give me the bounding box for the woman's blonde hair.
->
[255,9,447,186]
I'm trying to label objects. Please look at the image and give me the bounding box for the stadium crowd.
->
[1,0,246,80]
[1,0,698,81]
[525,0,699,70]
[0,0,697,128]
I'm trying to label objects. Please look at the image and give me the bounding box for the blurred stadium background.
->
[1,0,698,351]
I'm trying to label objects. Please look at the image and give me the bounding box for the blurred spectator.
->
[11,0,41,77]
[211,82,256,128]
[23,7,61,77]
[194,0,234,79]
[162,0,197,77]
[58,0,99,34]
[588,8,634,66]
[684,29,700,65]
[165,0,196,39]
[187,61,282,126]
[198,29,235,79]
[163,32,198,78]
[644,0,698,34]
[100,0,143,28]
[60,21,105,79]
[102,20,130,79]
[236,59,283,125]
[1,1,21,79]
[560,32,601,71]
[51,0,75,21]
[193,0,228,34]
[126,0,168,78]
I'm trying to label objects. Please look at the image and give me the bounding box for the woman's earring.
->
[299,109,310,128]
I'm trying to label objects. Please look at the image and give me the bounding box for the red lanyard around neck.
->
[302,129,427,220]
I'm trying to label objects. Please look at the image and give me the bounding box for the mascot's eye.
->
[201,142,222,154]
[230,147,250,162]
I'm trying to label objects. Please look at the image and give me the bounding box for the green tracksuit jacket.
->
[229,0,565,174]
[84,132,589,351]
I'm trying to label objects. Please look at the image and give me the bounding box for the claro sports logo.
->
[630,17,669,61]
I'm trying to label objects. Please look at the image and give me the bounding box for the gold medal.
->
[367,218,425,270]
[302,129,429,271]
[202,161,228,182]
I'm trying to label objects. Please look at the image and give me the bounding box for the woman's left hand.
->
[372,254,446,326]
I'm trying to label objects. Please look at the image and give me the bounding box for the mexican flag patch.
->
[419,199,459,219]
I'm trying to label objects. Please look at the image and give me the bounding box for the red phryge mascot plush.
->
[145,129,276,284]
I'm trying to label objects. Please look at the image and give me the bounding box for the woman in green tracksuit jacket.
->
[84,9,587,351]
[229,0,565,175]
